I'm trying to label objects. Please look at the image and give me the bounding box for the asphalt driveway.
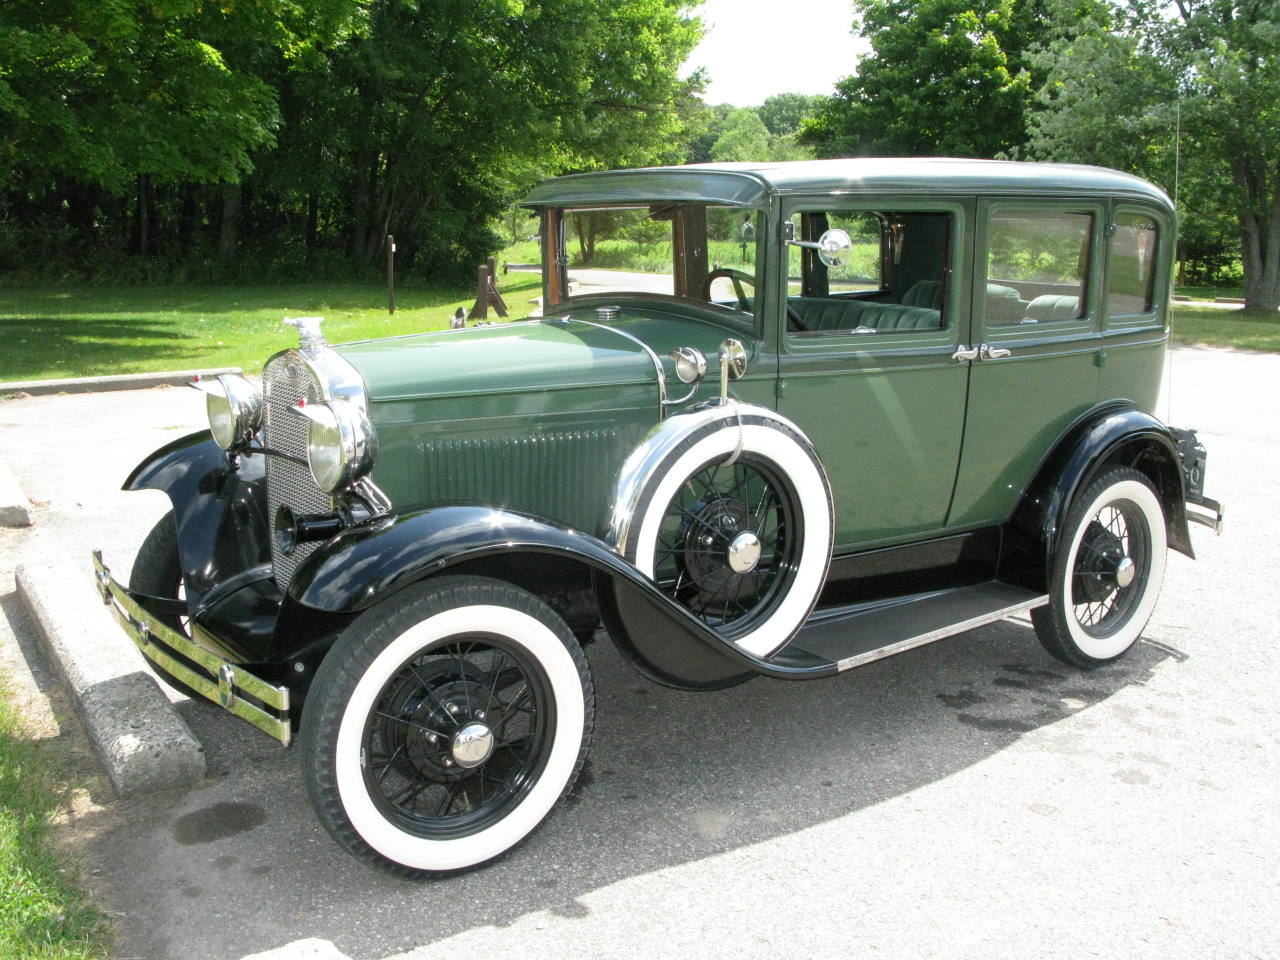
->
[0,345,1275,960]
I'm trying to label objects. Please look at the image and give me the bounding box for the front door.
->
[775,197,973,550]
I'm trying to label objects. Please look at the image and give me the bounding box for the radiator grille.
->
[263,353,332,590]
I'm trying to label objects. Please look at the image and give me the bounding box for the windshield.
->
[544,204,763,318]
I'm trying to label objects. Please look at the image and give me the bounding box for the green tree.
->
[1026,0,1280,308]
[800,0,1046,158]
[758,93,824,138]
[711,108,770,161]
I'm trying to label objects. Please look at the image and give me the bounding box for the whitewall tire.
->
[301,576,593,876]
[624,414,833,659]
[1032,467,1167,667]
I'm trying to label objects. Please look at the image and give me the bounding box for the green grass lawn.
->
[1174,284,1245,301]
[0,684,108,960]
[0,276,542,382]
[1171,303,1280,352]
[2,278,1277,382]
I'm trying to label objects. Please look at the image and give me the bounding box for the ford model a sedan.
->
[93,159,1223,875]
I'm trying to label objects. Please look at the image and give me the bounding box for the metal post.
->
[386,234,396,314]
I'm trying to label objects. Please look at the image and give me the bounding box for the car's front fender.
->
[284,505,829,689]
[124,430,273,609]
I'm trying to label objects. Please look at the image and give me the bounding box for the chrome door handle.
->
[952,344,980,362]
[980,343,1012,360]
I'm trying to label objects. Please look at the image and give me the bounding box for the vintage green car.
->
[92,158,1223,876]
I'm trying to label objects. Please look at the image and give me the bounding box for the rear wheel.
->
[301,576,594,876]
[1032,467,1167,667]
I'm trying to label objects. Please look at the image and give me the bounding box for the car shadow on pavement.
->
[68,615,1184,960]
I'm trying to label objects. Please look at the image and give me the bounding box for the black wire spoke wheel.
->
[651,454,802,636]
[363,636,552,840]
[1032,466,1167,668]
[1070,502,1150,639]
[301,576,593,876]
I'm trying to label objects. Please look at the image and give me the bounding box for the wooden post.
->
[468,259,510,320]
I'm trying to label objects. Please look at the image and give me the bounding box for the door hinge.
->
[775,379,788,398]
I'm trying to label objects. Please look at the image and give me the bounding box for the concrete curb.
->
[0,459,33,528]
[0,367,243,397]
[15,557,206,796]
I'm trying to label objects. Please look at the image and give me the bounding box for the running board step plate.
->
[789,582,1048,672]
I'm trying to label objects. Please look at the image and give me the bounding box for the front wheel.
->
[625,415,833,659]
[300,576,594,876]
[1032,467,1167,667]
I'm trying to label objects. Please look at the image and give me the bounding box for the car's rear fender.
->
[1000,403,1194,592]
[124,430,273,609]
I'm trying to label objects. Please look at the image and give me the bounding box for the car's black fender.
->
[280,504,833,689]
[124,430,273,611]
[1000,403,1194,592]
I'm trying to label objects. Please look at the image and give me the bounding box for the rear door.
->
[947,198,1106,528]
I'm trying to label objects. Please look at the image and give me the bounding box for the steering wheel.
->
[702,268,754,311]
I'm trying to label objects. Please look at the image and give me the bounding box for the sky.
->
[680,0,870,107]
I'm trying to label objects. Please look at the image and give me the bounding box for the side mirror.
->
[787,228,854,269]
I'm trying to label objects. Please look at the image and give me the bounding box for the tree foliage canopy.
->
[1026,0,1280,306]
[0,0,701,283]
[801,0,1044,158]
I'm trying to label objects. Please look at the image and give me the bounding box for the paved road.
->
[0,347,1276,960]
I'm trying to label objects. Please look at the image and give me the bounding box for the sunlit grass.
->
[1171,303,1280,352]
[0,681,109,959]
[0,276,542,382]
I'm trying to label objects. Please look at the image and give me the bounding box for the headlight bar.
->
[189,373,263,451]
[291,397,378,492]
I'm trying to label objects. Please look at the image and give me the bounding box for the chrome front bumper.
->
[91,551,292,745]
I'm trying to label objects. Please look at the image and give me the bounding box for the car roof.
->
[521,158,1173,211]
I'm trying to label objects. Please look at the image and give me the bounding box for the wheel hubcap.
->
[451,721,495,768]
[1114,555,1136,588]
[727,531,762,573]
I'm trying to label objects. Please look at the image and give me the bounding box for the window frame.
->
[977,198,1107,344]
[777,196,968,354]
[1104,202,1168,329]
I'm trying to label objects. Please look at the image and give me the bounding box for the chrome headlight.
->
[295,399,377,493]
[192,374,263,451]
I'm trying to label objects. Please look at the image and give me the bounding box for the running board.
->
[786,582,1048,672]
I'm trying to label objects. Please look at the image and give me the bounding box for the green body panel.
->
[338,307,763,536]
[328,161,1177,554]
[1097,330,1167,414]
[779,349,968,545]
[948,346,1101,526]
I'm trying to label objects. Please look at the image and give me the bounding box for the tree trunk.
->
[352,159,370,262]
[219,185,241,259]
[137,174,150,257]
[178,183,197,256]
[306,193,318,259]
[1234,153,1280,311]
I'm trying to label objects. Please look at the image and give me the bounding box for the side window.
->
[1108,213,1158,316]
[787,209,951,337]
[986,210,1092,325]
[787,212,883,296]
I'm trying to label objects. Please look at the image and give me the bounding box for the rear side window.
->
[1108,213,1158,316]
[986,211,1092,324]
